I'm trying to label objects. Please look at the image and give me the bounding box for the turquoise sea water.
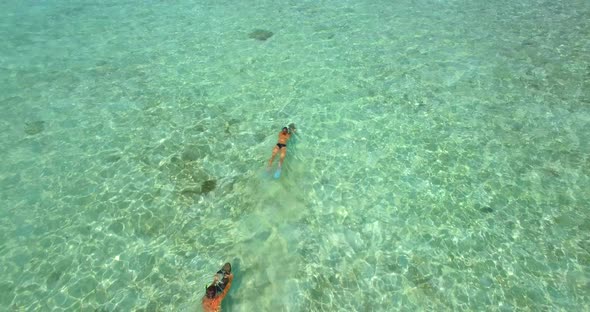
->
[1,0,589,311]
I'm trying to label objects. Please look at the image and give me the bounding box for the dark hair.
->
[222,262,232,273]
[282,127,288,131]
[206,285,216,298]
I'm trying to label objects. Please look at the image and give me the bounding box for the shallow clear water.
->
[1,0,589,311]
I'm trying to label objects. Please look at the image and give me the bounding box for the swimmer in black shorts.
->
[267,125,296,172]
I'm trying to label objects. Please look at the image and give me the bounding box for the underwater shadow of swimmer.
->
[221,258,242,311]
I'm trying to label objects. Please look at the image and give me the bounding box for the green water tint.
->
[1,0,589,310]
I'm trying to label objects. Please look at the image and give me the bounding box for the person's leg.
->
[278,147,287,168]
[268,146,279,168]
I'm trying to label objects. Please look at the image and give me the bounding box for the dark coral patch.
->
[201,180,217,194]
[480,207,494,213]
[248,29,274,41]
[24,121,45,135]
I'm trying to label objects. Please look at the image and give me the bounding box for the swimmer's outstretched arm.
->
[213,274,234,304]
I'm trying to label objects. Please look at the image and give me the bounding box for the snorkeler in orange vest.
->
[202,263,233,312]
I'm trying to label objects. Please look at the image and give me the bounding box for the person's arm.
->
[214,273,234,303]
